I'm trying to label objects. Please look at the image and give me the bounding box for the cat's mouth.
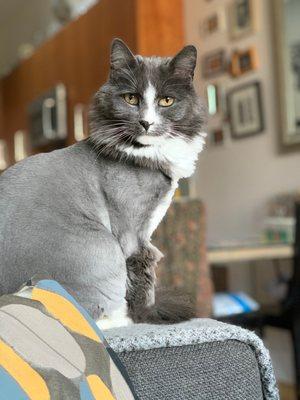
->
[136,135,165,147]
[132,139,150,148]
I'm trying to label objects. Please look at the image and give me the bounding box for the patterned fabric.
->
[153,199,213,317]
[0,279,138,400]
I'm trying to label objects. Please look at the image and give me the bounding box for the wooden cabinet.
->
[0,0,184,165]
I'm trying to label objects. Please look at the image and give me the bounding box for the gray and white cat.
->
[0,39,206,329]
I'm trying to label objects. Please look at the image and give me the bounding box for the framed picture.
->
[211,129,225,146]
[228,0,255,39]
[230,48,258,77]
[202,50,227,78]
[290,43,300,130]
[227,81,264,138]
[273,0,300,150]
[201,10,226,37]
[202,14,219,36]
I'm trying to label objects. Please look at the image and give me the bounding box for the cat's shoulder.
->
[0,142,93,187]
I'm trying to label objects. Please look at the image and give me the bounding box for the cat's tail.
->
[130,288,196,324]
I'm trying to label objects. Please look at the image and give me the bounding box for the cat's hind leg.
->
[46,226,129,323]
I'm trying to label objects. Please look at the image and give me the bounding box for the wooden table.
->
[208,244,293,265]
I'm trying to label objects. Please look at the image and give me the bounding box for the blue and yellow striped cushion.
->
[0,279,137,400]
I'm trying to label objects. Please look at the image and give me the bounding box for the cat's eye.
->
[158,96,174,107]
[123,93,139,106]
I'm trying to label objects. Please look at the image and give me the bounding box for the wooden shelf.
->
[208,244,293,264]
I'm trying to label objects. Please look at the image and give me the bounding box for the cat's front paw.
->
[96,305,133,330]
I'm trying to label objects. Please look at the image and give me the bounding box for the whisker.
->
[173,124,198,130]
[167,131,193,142]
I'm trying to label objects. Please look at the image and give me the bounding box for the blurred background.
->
[0,0,299,398]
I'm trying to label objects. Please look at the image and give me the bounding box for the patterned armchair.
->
[153,199,213,317]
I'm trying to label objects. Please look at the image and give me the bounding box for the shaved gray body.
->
[0,141,170,318]
[0,39,205,324]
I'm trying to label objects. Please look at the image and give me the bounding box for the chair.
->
[218,308,264,336]
[263,202,300,399]
[154,199,262,330]
[106,319,279,400]
[153,198,213,318]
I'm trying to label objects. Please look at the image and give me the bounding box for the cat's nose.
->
[139,120,152,131]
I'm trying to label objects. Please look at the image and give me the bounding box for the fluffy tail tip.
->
[131,288,196,324]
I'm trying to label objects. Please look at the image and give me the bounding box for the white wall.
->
[184,0,299,385]
[184,0,300,246]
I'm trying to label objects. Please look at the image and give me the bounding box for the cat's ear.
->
[110,38,137,71]
[169,45,197,80]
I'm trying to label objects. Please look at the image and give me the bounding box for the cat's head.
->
[89,39,206,178]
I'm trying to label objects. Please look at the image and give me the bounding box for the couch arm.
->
[105,319,279,400]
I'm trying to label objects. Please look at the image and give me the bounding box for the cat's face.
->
[90,39,206,172]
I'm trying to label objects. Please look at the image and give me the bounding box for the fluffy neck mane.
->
[88,133,206,181]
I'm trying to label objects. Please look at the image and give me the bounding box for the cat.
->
[0,39,206,329]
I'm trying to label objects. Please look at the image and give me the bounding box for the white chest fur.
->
[120,134,205,181]
[145,180,177,240]
[118,132,206,240]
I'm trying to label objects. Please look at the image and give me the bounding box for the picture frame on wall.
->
[230,48,258,77]
[202,13,219,36]
[273,0,300,150]
[201,10,226,37]
[202,50,227,78]
[227,81,264,139]
[228,0,255,40]
[210,129,225,146]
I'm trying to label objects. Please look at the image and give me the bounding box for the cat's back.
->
[0,141,108,244]
[0,141,128,303]
[0,141,111,293]
[1,140,89,191]
[0,141,96,210]
[0,146,65,215]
